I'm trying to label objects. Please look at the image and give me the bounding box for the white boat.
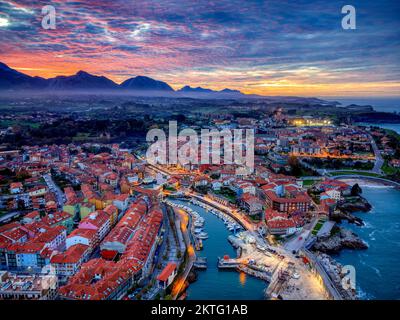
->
[194,220,204,227]
[197,232,209,239]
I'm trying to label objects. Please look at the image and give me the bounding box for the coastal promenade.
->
[170,207,196,300]
[188,192,255,231]
[300,249,348,300]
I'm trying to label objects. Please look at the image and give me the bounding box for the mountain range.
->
[0,62,333,105]
[0,61,245,97]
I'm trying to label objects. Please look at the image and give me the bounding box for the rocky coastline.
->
[313,227,368,254]
[314,252,357,300]
[330,195,372,226]
[337,195,372,213]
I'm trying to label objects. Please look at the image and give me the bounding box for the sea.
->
[320,96,400,134]
[320,97,400,114]
[332,185,400,300]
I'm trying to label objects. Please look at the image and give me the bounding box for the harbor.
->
[165,198,267,300]
[165,198,332,300]
[164,198,244,252]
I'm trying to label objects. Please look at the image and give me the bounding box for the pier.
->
[194,257,208,269]
[217,257,240,269]
[237,265,271,281]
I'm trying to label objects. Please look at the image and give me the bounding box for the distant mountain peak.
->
[75,70,90,76]
[0,61,47,89]
[220,88,241,94]
[178,86,214,93]
[0,62,12,70]
[178,85,243,96]
[120,76,174,91]
[46,69,118,90]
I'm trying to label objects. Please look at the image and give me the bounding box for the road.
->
[284,229,311,253]
[0,211,23,224]
[43,174,65,209]
[370,136,384,174]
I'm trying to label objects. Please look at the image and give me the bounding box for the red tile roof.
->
[33,225,66,244]
[50,244,89,264]
[157,263,177,282]
[67,228,97,241]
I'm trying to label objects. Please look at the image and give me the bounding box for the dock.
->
[237,265,271,281]
[194,257,208,269]
[217,257,240,269]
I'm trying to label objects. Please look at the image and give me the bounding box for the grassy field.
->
[302,179,316,187]
[214,190,236,203]
[311,220,324,236]
[382,161,400,175]
[0,120,40,129]
[72,132,92,142]
[384,129,400,142]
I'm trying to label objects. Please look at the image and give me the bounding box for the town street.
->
[43,174,65,209]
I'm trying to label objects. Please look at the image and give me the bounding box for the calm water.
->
[171,200,267,300]
[321,97,400,113]
[359,123,400,134]
[334,186,400,300]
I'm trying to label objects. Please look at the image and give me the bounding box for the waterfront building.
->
[157,263,177,289]
[265,209,304,236]
[264,185,311,213]
[238,193,263,216]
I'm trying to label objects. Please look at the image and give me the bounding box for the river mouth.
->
[169,199,267,300]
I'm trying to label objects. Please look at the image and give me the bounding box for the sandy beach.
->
[337,178,397,188]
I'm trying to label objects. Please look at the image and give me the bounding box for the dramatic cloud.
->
[0,0,399,96]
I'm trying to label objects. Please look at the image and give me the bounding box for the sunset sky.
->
[0,0,399,96]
